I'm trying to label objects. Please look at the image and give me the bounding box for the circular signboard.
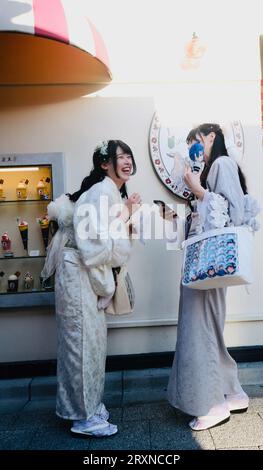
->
[149,112,244,199]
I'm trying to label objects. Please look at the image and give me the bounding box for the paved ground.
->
[0,365,263,451]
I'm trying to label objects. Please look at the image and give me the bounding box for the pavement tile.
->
[104,392,123,408]
[13,410,57,430]
[218,447,259,450]
[22,398,56,412]
[104,371,123,393]
[0,413,18,431]
[107,407,123,423]
[150,416,215,450]
[28,428,91,450]
[123,403,177,422]
[0,378,31,400]
[89,422,151,450]
[123,368,169,391]
[246,398,263,413]
[238,362,263,385]
[30,377,57,398]
[243,385,263,397]
[0,399,28,414]
[0,430,36,450]
[210,412,263,448]
[123,390,166,405]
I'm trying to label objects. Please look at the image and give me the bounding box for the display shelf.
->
[0,291,55,309]
[1,289,53,295]
[0,199,51,204]
[0,152,64,309]
[0,256,46,260]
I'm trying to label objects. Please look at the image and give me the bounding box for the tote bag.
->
[105,266,135,315]
[182,226,253,290]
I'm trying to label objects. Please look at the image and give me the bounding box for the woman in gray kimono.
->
[42,140,141,437]
[167,123,260,431]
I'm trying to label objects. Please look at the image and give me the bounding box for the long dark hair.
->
[198,123,247,194]
[68,140,137,202]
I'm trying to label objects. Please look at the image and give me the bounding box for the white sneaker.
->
[225,392,249,413]
[71,415,118,437]
[96,402,110,421]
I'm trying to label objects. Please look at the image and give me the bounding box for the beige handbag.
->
[105,266,135,315]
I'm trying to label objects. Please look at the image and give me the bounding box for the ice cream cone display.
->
[7,271,20,292]
[16,179,29,199]
[24,272,34,290]
[37,177,50,200]
[39,215,50,250]
[18,220,29,252]
[0,179,4,199]
[36,179,46,199]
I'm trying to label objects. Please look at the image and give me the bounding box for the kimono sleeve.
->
[73,186,131,268]
[197,156,245,230]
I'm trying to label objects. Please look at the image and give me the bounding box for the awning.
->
[0,0,112,106]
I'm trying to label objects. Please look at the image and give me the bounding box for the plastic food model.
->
[7,271,21,292]
[0,179,4,199]
[18,220,28,252]
[37,178,50,200]
[24,272,34,290]
[16,179,29,199]
[1,232,11,252]
[39,215,50,250]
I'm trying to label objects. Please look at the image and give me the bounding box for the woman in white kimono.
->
[167,123,260,431]
[41,140,141,437]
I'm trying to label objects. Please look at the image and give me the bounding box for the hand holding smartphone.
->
[153,200,177,219]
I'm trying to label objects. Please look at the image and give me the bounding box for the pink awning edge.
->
[0,0,110,70]
[33,0,69,43]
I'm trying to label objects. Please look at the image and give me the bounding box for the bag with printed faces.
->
[182,226,253,289]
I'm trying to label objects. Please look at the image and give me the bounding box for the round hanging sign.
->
[149,112,244,199]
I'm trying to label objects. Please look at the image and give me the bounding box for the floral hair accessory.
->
[95,140,108,156]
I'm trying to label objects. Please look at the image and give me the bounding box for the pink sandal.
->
[225,392,249,414]
[189,414,230,431]
[189,402,230,431]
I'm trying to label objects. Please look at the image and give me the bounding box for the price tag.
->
[29,250,40,257]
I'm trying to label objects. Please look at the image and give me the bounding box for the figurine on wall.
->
[16,179,29,200]
[0,179,4,199]
[1,232,14,257]
[7,271,20,292]
[24,272,34,290]
[37,177,50,200]
[17,219,28,253]
[189,141,205,174]
[167,141,205,199]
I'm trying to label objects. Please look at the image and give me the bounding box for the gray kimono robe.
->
[42,177,131,420]
[167,156,259,417]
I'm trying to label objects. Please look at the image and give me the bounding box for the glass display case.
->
[0,153,64,309]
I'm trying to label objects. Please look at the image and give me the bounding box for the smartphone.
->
[153,200,177,218]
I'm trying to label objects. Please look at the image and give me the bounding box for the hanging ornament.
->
[181,32,206,70]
